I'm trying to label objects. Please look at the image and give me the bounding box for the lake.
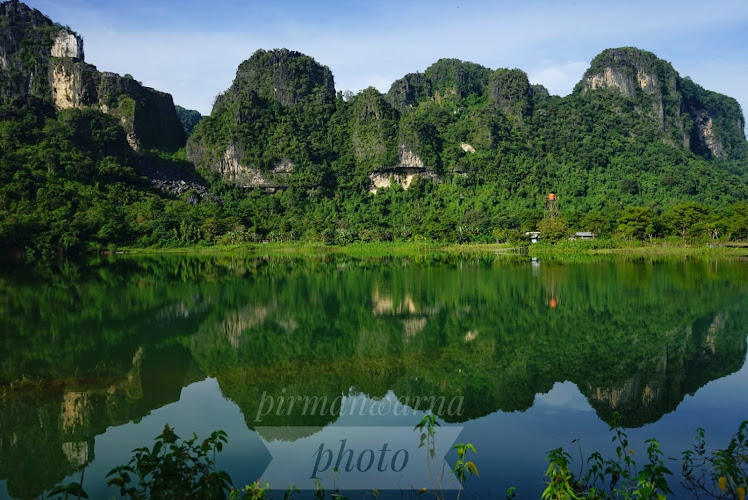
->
[1,254,747,498]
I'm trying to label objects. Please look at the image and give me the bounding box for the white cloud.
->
[528,61,589,96]
[18,0,748,124]
[534,381,593,412]
[81,30,259,113]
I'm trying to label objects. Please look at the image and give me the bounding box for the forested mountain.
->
[190,47,747,200]
[1,0,747,254]
[175,105,202,137]
[0,0,185,151]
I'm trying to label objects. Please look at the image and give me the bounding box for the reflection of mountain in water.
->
[190,258,748,430]
[584,311,747,426]
[0,343,200,499]
[1,255,747,497]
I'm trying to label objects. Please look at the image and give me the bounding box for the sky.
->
[21,0,748,119]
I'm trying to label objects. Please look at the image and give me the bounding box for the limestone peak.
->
[51,29,84,60]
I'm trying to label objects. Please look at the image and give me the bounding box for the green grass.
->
[523,236,748,257]
[111,239,748,260]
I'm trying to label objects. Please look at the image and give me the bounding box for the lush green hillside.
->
[1,0,747,254]
[185,47,748,246]
[175,105,202,137]
[0,0,60,101]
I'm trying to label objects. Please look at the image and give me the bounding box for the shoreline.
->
[104,240,748,259]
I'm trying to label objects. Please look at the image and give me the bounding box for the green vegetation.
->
[0,96,146,254]
[538,416,748,499]
[0,0,61,101]
[177,47,747,251]
[416,414,480,500]
[2,255,747,496]
[682,423,748,500]
[542,414,673,499]
[46,417,748,499]
[175,105,202,137]
[1,6,747,256]
[106,425,232,499]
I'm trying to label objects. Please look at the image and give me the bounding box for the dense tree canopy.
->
[1,8,747,254]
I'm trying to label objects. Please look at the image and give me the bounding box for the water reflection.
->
[0,255,746,498]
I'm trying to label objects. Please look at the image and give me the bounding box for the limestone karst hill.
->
[0,0,185,152]
[188,46,747,201]
[2,0,748,253]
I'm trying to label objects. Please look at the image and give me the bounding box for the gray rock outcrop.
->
[0,0,185,152]
[580,47,745,159]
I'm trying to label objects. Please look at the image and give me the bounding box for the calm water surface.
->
[1,254,747,498]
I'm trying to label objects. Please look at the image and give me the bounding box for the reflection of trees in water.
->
[0,255,747,497]
[585,310,747,426]
[181,257,748,434]
[0,343,196,498]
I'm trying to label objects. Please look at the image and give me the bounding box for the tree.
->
[581,211,608,237]
[616,206,655,240]
[537,216,569,242]
[725,203,748,240]
[663,202,709,243]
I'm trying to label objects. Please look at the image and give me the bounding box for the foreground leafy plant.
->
[46,418,748,499]
[106,424,232,499]
[453,442,479,485]
[230,480,281,500]
[682,421,748,499]
[415,413,479,500]
[542,447,581,499]
[541,412,672,499]
[47,481,88,499]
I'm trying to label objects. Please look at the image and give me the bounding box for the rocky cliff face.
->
[0,0,59,100]
[351,87,442,192]
[50,29,82,59]
[367,145,440,193]
[581,47,678,98]
[368,167,439,194]
[381,60,547,191]
[48,60,185,152]
[215,140,293,188]
[488,68,535,122]
[187,49,338,188]
[190,45,745,193]
[581,47,686,148]
[386,58,492,110]
[679,76,746,159]
[0,0,186,152]
[187,51,446,192]
[232,48,335,107]
[580,47,745,159]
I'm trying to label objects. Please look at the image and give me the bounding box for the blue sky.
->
[22,0,748,120]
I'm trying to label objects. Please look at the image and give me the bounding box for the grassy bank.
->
[110,239,748,259]
[115,241,445,258]
[528,239,748,258]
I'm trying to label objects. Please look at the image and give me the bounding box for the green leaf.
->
[48,482,89,499]
[467,461,479,476]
